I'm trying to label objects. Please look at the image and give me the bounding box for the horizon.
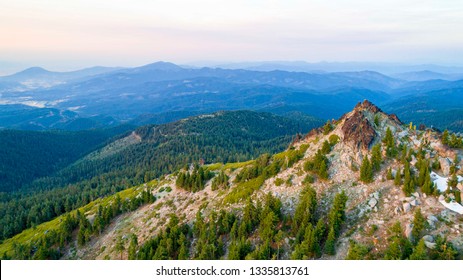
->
[2,0,463,75]
[3,59,463,76]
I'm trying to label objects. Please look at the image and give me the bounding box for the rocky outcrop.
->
[354,100,382,113]
[342,110,376,150]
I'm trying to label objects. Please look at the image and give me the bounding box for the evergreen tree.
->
[421,174,434,195]
[411,208,427,243]
[324,226,336,255]
[394,167,402,186]
[323,121,333,135]
[319,159,329,180]
[386,168,393,180]
[115,236,125,260]
[128,234,138,260]
[409,239,428,260]
[321,140,331,154]
[402,162,414,196]
[346,240,369,260]
[360,156,373,183]
[328,191,348,237]
[371,144,382,172]
[441,129,449,145]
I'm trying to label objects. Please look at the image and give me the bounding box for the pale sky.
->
[1,0,463,73]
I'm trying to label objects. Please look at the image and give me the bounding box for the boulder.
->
[368,198,378,208]
[427,215,438,223]
[398,131,408,138]
[422,235,434,242]
[424,241,436,249]
[403,202,411,213]
[439,157,452,176]
[405,223,413,240]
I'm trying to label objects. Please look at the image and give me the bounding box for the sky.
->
[1,0,463,74]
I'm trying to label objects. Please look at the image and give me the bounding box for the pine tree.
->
[383,127,396,157]
[394,167,402,186]
[319,159,329,180]
[321,140,331,154]
[386,168,393,180]
[115,236,125,260]
[409,239,428,260]
[402,162,414,196]
[411,208,427,243]
[128,234,138,260]
[323,120,333,135]
[360,156,373,183]
[371,144,382,172]
[421,174,434,195]
[324,226,336,255]
[441,129,449,145]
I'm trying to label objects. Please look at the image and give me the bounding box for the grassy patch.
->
[223,176,265,204]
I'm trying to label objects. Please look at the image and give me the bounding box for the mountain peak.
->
[353,99,382,114]
[12,66,50,77]
[138,61,183,71]
[340,100,402,150]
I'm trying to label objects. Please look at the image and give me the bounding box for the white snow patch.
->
[430,172,463,192]
[439,198,463,214]
[431,171,463,214]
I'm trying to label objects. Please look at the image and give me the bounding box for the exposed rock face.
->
[354,100,382,113]
[338,100,404,150]
[342,110,376,150]
[439,157,451,176]
[388,114,402,124]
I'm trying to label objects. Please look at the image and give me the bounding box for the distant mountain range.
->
[1,61,463,131]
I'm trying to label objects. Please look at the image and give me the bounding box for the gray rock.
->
[427,215,438,222]
[405,223,413,240]
[373,192,379,200]
[424,241,436,249]
[403,202,411,213]
[410,199,419,207]
[413,192,420,198]
[422,235,434,242]
[368,198,378,208]
[374,206,378,212]
[394,206,401,215]
[439,157,451,176]
[398,131,409,138]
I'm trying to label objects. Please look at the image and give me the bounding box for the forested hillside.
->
[0,110,321,241]
[0,125,133,192]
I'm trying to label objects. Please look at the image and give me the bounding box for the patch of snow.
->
[431,172,463,214]
[431,172,463,192]
[439,199,463,214]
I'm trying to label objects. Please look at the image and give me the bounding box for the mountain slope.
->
[2,101,462,260]
[0,110,322,242]
[0,104,118,131]
[383,87,463,132]
[0,125,133,192]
